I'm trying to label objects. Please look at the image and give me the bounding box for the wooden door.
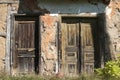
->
[14,17,39,74]
[61,19,80,76]
[60,18,96,75]
[81,22,94,73]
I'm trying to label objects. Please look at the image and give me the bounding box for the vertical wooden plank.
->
[76,23,80,73]
[64,23,68,74]
[31,23,35,48]
[81,22,94,73]
[80,22,84,73]
[18,23,21,48]
[24,23,27,48]
[13,21,18,68]
[61,23,65,73]
[27,23,29,48]
[22,24,25,48]
[10,14,15,74]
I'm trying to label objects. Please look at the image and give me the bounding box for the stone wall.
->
[0,4,7,70]
[106,1,120,58]
[0,0,19,72]
[40,15,58,75]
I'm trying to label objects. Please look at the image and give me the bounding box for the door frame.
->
[58,14,105,74]
[10,14,41,75]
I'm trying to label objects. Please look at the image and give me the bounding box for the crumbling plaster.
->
[40,15,58,75]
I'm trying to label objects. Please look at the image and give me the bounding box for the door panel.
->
[15,21,35,74]
[14,18,39,74]
[18,57,34,73]
[61,22,80,76]
[81,23,94,73]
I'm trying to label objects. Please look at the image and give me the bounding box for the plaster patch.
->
[106,6,112,19]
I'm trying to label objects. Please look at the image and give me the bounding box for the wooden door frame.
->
[58,14,105,74]
[10,14,41,75]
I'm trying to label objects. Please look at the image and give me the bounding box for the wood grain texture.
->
[60,17,96,75]
[15,21,35,73]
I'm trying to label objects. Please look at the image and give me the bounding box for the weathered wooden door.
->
[13,16,39,74]
[60,17,96,75]
[61,20,80,76]
[81,23,94,73]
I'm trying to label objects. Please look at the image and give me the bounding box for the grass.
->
[0,71,119,80]
[0,74,103,80]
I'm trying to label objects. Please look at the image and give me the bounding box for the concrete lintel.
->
[59,13,98,18]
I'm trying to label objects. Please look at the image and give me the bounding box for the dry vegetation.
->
[0,73,117,80]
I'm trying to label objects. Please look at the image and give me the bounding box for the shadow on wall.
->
[92,13,112,68]
[101,14,113,62]
[18,0,49,14]
[95,13,113,68]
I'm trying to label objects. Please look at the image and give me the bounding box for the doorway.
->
[13,16,40,74]
[59,17,99,75]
